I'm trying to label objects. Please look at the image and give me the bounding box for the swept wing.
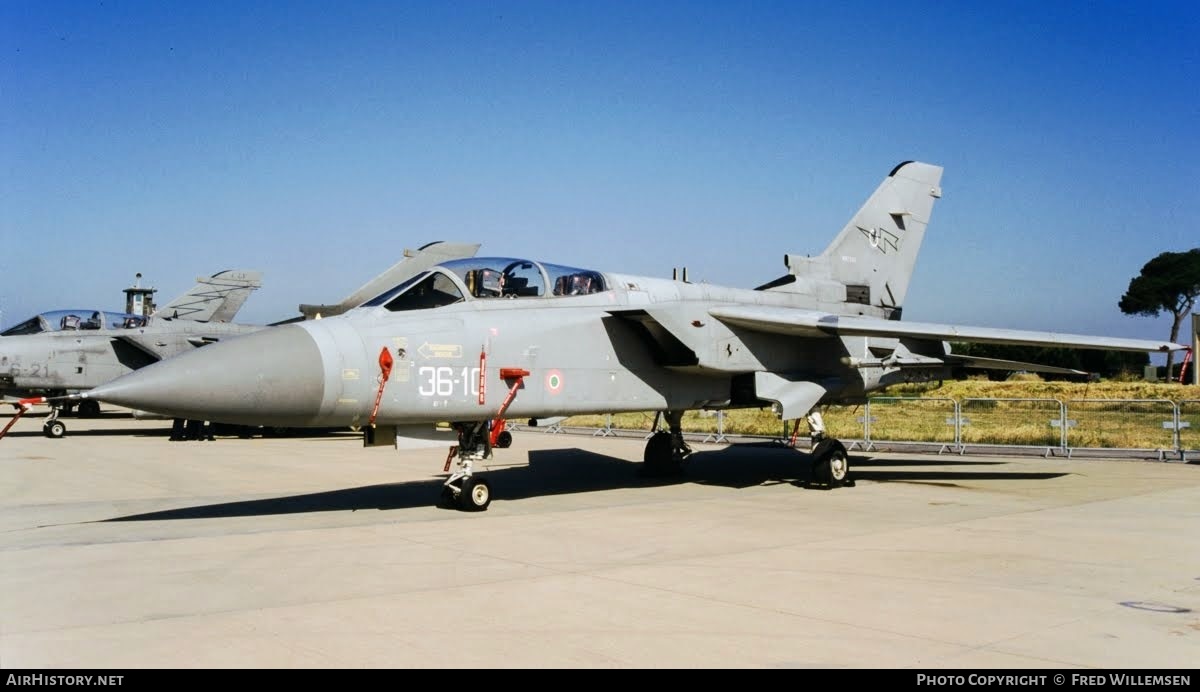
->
[708,306,1184,353]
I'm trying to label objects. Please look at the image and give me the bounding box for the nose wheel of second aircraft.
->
[43,419,66,439]
[40,405,68,439]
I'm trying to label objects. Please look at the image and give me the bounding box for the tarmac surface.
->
[2,410,1198,669]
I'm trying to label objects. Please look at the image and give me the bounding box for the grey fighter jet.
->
[3,242,481,439]
[1,269,264,436]
[80,162,1187,509]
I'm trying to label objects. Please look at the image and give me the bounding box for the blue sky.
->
[2,1,1197,357]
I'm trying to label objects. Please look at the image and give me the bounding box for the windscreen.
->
[381,271,464,311]
[361,272,430,308]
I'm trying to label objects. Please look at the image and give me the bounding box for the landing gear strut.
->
[643,410,691,476]
[441,421,493,512]
[438,368,529,512]
[42,406,67,438]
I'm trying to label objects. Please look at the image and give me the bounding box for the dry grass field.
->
[563,378,1200,449]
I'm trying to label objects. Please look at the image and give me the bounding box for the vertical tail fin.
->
[152,270,263,322]
[773,161,942,317]
[819,161,942,311]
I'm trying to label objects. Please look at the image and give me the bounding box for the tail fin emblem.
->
[858,226,900,253]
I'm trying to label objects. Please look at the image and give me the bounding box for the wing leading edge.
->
[708,306,1186,353]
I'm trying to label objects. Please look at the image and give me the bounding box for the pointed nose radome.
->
[87,325,326,426]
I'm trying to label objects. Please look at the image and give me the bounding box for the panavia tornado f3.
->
[78,161,1187,510]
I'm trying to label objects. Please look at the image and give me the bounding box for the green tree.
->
[1118,248,1200,377]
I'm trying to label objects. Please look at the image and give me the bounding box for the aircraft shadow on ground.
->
[1,410,162,439]
[2,422,357,439]
[100,444,1068,522]
[2,426,171,439]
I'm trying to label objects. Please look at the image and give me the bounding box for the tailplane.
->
[152,270,263,322]
[765,161,943,318]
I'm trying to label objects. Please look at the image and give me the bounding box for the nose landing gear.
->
[437,368,530,512]
[441,421,494,512]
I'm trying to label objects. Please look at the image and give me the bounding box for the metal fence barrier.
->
[958,398,1065,457]
[862,397,958,454]
[1064,399,1177,460]
[1178,400,1199,462]
[547,397,1200,461]
[701,410,729,444]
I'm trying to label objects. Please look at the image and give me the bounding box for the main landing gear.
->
[811,438,850,486]
[797,410,851,487]
[643,410,692,476]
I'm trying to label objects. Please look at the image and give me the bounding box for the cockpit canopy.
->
[0,310,148,336]
[361,258,607,313]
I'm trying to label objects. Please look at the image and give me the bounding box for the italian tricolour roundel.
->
[545,369,564,395]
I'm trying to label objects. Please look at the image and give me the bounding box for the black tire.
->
[642,431,682,476]
[495,430,513,449]
[644,430,671,462]
[457,477,491,512]
[43,420,66,439]
[812,439,849,486]
[77,400,101,418]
